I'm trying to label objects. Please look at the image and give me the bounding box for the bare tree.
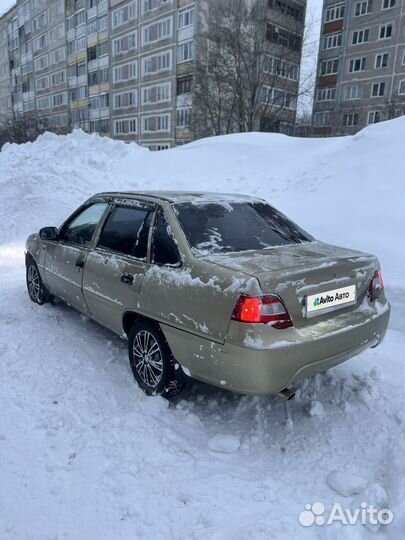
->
[193,0,313,138]
[0,113,69,149]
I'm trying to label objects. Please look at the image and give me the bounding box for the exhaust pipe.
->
[278,388,295,401]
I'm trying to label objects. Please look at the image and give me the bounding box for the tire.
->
[128,321,185,399]
[26,258,53,305]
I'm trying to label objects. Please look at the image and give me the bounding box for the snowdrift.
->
[1,116,404,287]
[0,118,404,540]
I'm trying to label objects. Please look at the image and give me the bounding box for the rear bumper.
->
[165,300,390,395]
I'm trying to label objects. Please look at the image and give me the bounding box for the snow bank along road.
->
[0,118,404,540]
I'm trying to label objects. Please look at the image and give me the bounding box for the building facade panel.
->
[313,0,405,135]
[1,0,307,146]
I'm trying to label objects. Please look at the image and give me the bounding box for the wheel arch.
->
[122,310,161,338]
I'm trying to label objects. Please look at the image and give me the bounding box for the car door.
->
[82,200,155,335]
[44,202,108,313]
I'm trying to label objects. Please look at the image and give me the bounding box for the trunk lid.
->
[205,241,378,327]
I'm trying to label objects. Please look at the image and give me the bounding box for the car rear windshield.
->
[173,201,313,255]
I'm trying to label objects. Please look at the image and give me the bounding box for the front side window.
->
[59,203,108,246]
[98,204,154,259]
[174,201,312,256]
[152,208,180,266]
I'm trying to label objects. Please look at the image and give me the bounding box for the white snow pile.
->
[0,117,404,540]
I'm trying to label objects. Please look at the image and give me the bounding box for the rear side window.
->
[59,202,108,246]
[173,201,312,255]
[98,205,153,259]
[152,208,181,266]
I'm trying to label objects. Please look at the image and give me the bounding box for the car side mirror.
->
[39,227,58,241]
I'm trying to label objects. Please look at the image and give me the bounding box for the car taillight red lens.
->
[369,270,384,302]
[232,295,293,329]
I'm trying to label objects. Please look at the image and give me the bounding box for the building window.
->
[262,86,287,107]
[89,93,110,109]
[34,33,47,53]
[33,11,47,32]
[325,3,344,21]
[50,46,66,65]
[142,82,171,104]
[142,114,170,133]
[88,67,109,85]
[375,53,389,68]
[143,17,172,45]
[348,57,366,72]
[320,58,339,75]
[266,24,302,51]
[178,6,194,28]
[344,85,361,100]
[49,23,65,44]
[52,92,67,107]
[114,118,137,135]
[112,1,137,28]
[371,82,385,97]
[176,107,191,128]
[34,54,49,71]
[177,75,193,95]
[368,111,381,124]
[379,24,393,39]
[177,41,194,63]
[142,50,172,75]
[48,0,64,21]
[352,28,369,44]
[113,61,138,83]
[51,69,66,86]
[113,90,138,109]
[343,113,359,126]
[269,0,304,21]
[354,0,372,15]
[113,31,137,56]
[69,86,87,101]
[90,119,110,133]
[264,56,299,80]
[399,80,405,95]
[323,32,342,50]
[317,87,336,101]
[68,60,87,78]
[36,75,49,91]
[37,96,50,109]
[314,112,330,127]
[74,10,86,27]
[382,0,395,9]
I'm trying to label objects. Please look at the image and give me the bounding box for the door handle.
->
[120,273,134,285]
[75,258,85,268]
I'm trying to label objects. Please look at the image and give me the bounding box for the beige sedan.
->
[26,191,390,399]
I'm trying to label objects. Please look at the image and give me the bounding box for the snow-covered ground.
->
[0,118,404,540]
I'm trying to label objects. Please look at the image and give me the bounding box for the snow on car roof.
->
[93,191,266,204]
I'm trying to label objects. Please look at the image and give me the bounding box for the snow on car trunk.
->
[0,117,404,540]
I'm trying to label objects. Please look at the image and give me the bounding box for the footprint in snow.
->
[208,434,240,454]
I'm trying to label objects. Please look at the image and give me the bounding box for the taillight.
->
[232,295,293,329]
[368,270,384,302]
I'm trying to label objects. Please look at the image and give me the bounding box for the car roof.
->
[93,191,265,204]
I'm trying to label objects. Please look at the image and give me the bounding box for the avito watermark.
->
[299,502,393,527]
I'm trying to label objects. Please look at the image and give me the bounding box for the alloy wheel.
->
[27,264,40,301]
[132,330,163,388]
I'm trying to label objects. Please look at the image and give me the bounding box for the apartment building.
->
[313,0,405,135]
[0,0,306,148]
[0,5,16,123]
